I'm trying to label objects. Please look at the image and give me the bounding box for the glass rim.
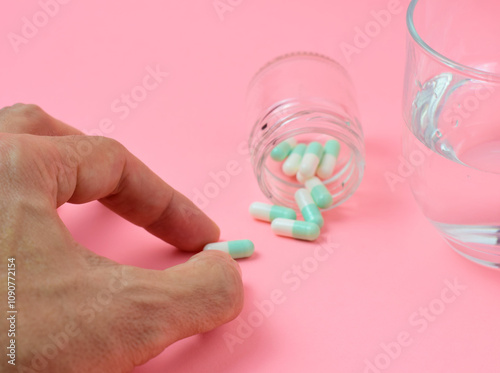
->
[407,0,500,82]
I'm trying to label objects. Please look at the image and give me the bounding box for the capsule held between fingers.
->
[203,240,255,259]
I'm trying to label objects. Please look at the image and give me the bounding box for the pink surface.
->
[2,0,500,372]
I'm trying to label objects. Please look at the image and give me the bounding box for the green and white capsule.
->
[282,143,306,176]
[295,170,312,184]
[203,240,254,259]
[270,137,297,161]
[249,202,297,222]
[271,218,320,241]
[295,188,324,228]
[317,139,340,179]
[305,177,333,209]
[299,142,323,179]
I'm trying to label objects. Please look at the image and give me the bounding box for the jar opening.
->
[250,101,364,210]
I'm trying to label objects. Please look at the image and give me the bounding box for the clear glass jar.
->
[247,52,365,209]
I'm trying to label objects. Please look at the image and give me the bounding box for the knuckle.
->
[10,103,45,119]
[0,103,49,133]
[84,136,125,159]
[103,136,125,151]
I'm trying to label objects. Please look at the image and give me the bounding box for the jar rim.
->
[247,52,351,95]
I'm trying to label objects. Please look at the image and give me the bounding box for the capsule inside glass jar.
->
[246,53,365,210]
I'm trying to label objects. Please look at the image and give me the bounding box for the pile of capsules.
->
[202,137,340,260]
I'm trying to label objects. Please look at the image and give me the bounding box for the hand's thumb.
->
[117,250,244,366]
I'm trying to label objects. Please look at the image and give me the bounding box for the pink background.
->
[2,0,500,372]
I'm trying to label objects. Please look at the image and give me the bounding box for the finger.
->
[0,104,220,251]
[0,103,82,136]
[114,251,243,365]
[46,135,219,251]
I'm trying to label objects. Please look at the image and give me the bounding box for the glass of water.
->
[403,0,500,267]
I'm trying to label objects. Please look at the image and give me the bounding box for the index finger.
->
[53,136,220,252]
[0,104,220,252]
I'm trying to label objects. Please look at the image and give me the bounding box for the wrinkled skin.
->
[0,104,243,372]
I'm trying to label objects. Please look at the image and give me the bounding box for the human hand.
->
[0,104,243,372]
